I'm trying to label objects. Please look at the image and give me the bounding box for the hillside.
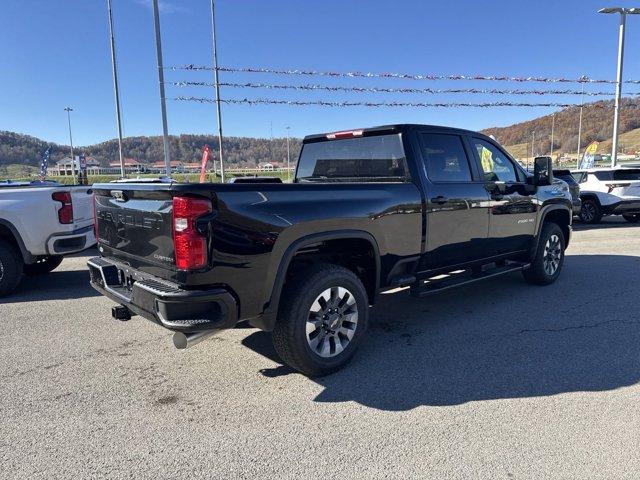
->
[482,97,640,158]
[0,131,302,168]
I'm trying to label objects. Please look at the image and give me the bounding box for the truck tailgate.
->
[71,186,95,228]
[95,187,176,272]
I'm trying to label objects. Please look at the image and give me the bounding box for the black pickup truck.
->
[89,124,573,376]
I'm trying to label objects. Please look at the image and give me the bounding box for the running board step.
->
[410,262,530,298]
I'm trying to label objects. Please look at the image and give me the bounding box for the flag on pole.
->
[199,145,210,183]
[38,147,51,181]
[579,141,599,169]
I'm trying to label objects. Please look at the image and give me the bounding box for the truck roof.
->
[303,124,490,143]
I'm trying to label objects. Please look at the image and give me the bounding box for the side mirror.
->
[533,156,554,186]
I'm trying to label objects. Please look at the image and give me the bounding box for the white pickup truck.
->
[0,181,96,296]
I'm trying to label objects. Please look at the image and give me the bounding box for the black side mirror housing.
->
[533,156,554,186]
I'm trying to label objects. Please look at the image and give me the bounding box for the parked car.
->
[572,167,640,223]
[0,183,96,295]
[88,124,573,376]
[553,169,582,215]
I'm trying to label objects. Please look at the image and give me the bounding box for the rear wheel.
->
[0,240,23,297]
[622,213,640,223]
[272,264,369,377]
[23,255,63,276]
[579,199,602,224]
[523,222,565,286]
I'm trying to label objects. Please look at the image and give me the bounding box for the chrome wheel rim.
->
[581,203,595,222]
[543,234,562,276]
[306,286,358,358]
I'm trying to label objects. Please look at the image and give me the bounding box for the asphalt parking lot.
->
[1,218,639,479]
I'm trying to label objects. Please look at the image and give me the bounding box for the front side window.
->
[420,133,472,182]
[473,138,519,182]
[296,134,406,182]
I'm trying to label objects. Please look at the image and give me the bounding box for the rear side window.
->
[593,171,613,181]
[572,172,586,183]
[613,169,640,181]
[419,133,472,182]
[296,134,406,182]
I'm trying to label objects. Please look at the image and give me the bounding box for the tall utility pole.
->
[64,107,76,184]
[286,126,291,182]
[598,7,640,167]
[550,113,555,160]
[576,82,585,169]
[106,0,125,178]
[152,0,171,176]
[210,0,225,182]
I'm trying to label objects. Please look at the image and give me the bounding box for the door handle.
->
[430,196,448,204]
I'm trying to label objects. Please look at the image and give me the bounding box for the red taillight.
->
[52,191,73,224]
[326,129,364,139]
[172,196,212,270]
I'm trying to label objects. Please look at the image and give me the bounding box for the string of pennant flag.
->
[170,80,640,97]
[174,96,614,109]
[169,64,640,85]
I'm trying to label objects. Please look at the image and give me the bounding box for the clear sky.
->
[1,0,640,146]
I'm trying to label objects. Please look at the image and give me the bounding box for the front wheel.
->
[23,255,63,276]
[579,199,602,224]
[622,213,640,223]
[523,222,566,286]
[272,264,369,377]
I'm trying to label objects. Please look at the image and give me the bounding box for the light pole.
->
[210,0,225,183]
[531,131,536,165]
[550,113,555,160]
[286,126,291,182]
[576,80,585,169]
[598,7,640,167]
[64,107,76,184]
[106,0,125,179]
[151,0,171,176]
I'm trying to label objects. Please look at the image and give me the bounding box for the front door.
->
[418,132,490,269]
[470,137,537,255]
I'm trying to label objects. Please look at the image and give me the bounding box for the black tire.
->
[272,263,369,377]
[579,198,602,224]
[523,222,566,286]
[23,255,63,276]
[622,213,640,223]
[0,240,24,297]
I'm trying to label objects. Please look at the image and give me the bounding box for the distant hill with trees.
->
[482,97,640,158]
[0,131,302,168]
[2,97,639,167]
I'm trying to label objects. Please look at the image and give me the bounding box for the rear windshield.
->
[613,169,640,181]
[296,134,407,182]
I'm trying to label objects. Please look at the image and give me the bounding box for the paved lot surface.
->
[1,218,639,479]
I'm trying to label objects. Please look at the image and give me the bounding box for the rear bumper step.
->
[410,261,530,298]
[88,257,238,333]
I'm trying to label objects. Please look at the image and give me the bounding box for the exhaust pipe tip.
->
[172,330,217,350]
[173,332,189,349]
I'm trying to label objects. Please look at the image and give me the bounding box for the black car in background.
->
[554,169,582,215]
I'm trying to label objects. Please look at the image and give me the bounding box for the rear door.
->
[612,169,640,198]
[417,132,490,269]
[469,137,537,255]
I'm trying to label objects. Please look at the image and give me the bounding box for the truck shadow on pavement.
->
[2,269,99,303]
[243,254,640,410]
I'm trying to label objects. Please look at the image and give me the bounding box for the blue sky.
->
[1,0,640,146]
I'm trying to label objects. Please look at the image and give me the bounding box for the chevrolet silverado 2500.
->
[89,125,572,376]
